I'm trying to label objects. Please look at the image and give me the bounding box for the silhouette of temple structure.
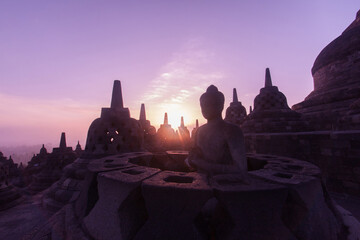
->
[0,152,22,210]
[27,132,77,193]
[32,77,357,239]
[3,9,360,240]
[241,11,360,195]
[85,80,144,156]
[177,116,190,149]
[0,152,20,179]
[24,144,49,185]
[242,68,307,133]
[293,10,360,130]
[75,141,83,157]
[138,103,156,150]
[224,88,247,125]
[156,112,179,150]
[42,80,147,212]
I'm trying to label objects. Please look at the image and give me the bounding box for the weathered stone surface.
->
[225,88,247,125]
[293,10,360,131]
[84,80,144,156]
[209,174,294,240]
[83,166,160,240]
[74,154,144,220]
[0,185,22,211]
[252,169,342,239]
[42,81,148,213]
[42,157,91,213]
[187,85,248,176]
[165,150,189,171]
[245,131,360,196]
[135,171,212,240]
[0,159,23,211]
[20,153,357,240]
[243,68,307,133]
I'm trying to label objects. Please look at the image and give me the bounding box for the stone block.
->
[342,181,360,191]
[353,167,360,175]
[209,174,294,240]
[83,166,160,240]
[135,171,213,240]
[250,169,341,240]
[321,148,332,156]
[87,155,136,173]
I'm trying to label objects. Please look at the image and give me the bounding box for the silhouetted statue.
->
[186,85,248,177]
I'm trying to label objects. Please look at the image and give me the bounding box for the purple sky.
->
[1,1,359,148]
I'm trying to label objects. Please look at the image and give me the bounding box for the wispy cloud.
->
[143,38,224,104]
[141,38,225,127]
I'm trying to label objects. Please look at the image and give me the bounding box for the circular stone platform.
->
[52,152,352,240]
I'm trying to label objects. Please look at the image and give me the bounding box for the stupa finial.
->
[164,113,168,125]
[60,132,66,149]
[110,80,124,109]
[140,103,146,121]
[233,88,238,103]
[181,116,185,127]
[196,119,199,128]
[265,68,272,87]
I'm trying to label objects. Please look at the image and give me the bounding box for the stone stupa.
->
[84,80,144,156]
[293,10,360,130]
[242,68,307,133]
[224,88,247,125]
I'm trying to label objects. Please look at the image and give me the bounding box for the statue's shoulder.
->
[196,124,207,135]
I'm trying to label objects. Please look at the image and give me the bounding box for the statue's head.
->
[200,85,225,120]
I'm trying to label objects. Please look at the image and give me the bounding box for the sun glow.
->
[165,110,189,129]
[147,102,202,131]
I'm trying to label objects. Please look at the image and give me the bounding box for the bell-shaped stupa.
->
[224,88,247,125]
[242,68,306,133]
[293,10,360,130]
[85,80,144,156]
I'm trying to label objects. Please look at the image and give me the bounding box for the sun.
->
[165,110,188,129]
[148,102,201,130]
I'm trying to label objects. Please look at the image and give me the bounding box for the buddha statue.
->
[186,85,248,177]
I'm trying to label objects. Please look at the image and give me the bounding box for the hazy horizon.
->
[1,1,359,148]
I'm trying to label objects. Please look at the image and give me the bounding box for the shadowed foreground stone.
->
[0,162,23,211]
[83,166,160,240]
[210,175,292,239]
[28,152,360,240]
[134,171,212,240]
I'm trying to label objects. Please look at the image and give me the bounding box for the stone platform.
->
[34,152,360,240]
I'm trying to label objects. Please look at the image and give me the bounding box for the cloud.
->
[143,38,224,104]
[140,38,224,127]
